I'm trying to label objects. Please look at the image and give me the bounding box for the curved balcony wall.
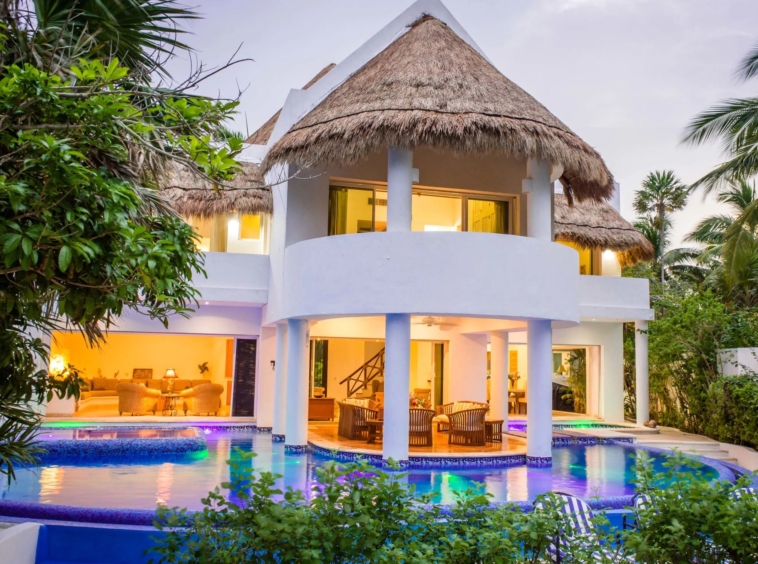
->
[283,232,580,323]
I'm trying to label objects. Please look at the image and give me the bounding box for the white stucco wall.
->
[448,333,488,404]
[196,252,269,305]
[106,304,262,337]
[255,326,277,427]
[579,275,653,321]
[718,348,758,376]
[283,232,580,323]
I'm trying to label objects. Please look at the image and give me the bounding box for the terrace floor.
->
[308,421,528,455]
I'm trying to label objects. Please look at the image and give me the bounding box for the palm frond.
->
[736,41,758,81]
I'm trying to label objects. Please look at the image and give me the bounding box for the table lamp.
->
[164,368,178,392]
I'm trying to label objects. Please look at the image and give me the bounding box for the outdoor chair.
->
[448,407,488,446]
[408,408,436,447]
[535,493,633,563]
[436,401,488,432]
[337,400,379,440]
[622,492,652,531]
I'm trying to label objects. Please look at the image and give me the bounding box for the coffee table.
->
[162,393,181,416]
[485,419,504,443]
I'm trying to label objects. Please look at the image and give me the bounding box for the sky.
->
[165,0,758,246]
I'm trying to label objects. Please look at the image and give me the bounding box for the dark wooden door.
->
[232,339,257,417]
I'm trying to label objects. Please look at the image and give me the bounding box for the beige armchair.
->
[180,383,224,415]
[116,383,162,415]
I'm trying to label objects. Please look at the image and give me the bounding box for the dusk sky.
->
[166,0,758,245]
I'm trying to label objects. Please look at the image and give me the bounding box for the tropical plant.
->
[0,1,247,480]
[684,38,758,191]
[633,171,690,285]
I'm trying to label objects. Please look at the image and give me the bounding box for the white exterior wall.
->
[255,326,277,428]
[718,348,758,376]
[448,333,488,403]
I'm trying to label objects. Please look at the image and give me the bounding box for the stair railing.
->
[339,348,385,397]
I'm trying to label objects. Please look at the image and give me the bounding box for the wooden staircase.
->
[339,348,385,397]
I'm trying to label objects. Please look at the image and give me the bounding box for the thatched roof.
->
[246,63,337,145]
[554,193,654,266]
[161,161,272,218]
[263,16,614,203]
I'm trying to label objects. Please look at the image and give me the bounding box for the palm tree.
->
[670,179,758,306]
[6,0,196,77]
[633,171,690,285]
[683,41,758,191]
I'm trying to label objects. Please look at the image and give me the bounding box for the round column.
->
[523,158,553,241]
[284,318,309,451]
[272,322,288,442]
[635,320,650,426]
[527,319,552,467]
[383,313,411,466]
[489,331,510,424]
[387,148,413,232]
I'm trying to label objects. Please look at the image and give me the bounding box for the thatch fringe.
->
[161,162,272,219]
[262,16,614,203]
[554,194,654,266]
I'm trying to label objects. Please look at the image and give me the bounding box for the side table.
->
[485,419,504,443]
[162,393,181,416]
[366,420,384,444]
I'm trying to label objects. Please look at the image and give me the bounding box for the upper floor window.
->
[328,183,514,236]
[557,241,597,275]
[184,213,269,254]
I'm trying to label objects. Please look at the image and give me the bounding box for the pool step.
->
[635,438,738,464]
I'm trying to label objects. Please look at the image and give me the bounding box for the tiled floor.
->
[308,422,527,454]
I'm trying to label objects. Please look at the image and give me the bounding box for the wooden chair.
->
[408,408,436,447]
[436,401,488,432]
[448,407,488,446]
[337,401,378,440]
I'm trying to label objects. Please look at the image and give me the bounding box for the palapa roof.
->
[554,194,654,266]
[246,63,337,145]
[161,161,272,219]
[263,15,614,203]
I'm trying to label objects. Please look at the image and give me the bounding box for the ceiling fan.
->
[412,316,459,331]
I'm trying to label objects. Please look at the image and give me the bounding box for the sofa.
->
[81,377,212,400]
[180,383,224,415]
[116,383,163,415]
[435,401,488,431]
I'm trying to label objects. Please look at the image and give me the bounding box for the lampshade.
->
[164,368,178,379]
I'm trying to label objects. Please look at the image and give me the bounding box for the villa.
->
[43,0,656,469]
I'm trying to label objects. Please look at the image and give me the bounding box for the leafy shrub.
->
[626,452,758,564]
[150,450,757,564]
[706,374,758,448]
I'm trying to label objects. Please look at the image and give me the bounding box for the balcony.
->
[578,275,653,321]
[283,231,580,322]
[195,252,270,305]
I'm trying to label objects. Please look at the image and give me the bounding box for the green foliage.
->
[0,3,246,480]
[644,290,758,434]
[566,349,586,414]
[150,450,629,564]
[626,452,758,563]
[706,373,758,448]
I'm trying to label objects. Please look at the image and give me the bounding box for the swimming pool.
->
[0,428,725,513]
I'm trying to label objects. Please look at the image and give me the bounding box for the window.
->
[183,213,268,254]
[328,184,514,236]
[558,241,596,275]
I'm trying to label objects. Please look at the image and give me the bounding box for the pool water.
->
[1,429,719,510]
[36,428,198,441]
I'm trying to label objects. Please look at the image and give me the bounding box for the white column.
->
[635,320,650,426]
[527,319,552,467]
[387,148,413,232]
[284,319,309,449]
[383,313,411,465]
[254,326,277,431]
[490,331,510,423]
[523,158,553,241]
[272,322,288,441]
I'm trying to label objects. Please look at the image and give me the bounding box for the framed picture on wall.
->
[132,368,153,379]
